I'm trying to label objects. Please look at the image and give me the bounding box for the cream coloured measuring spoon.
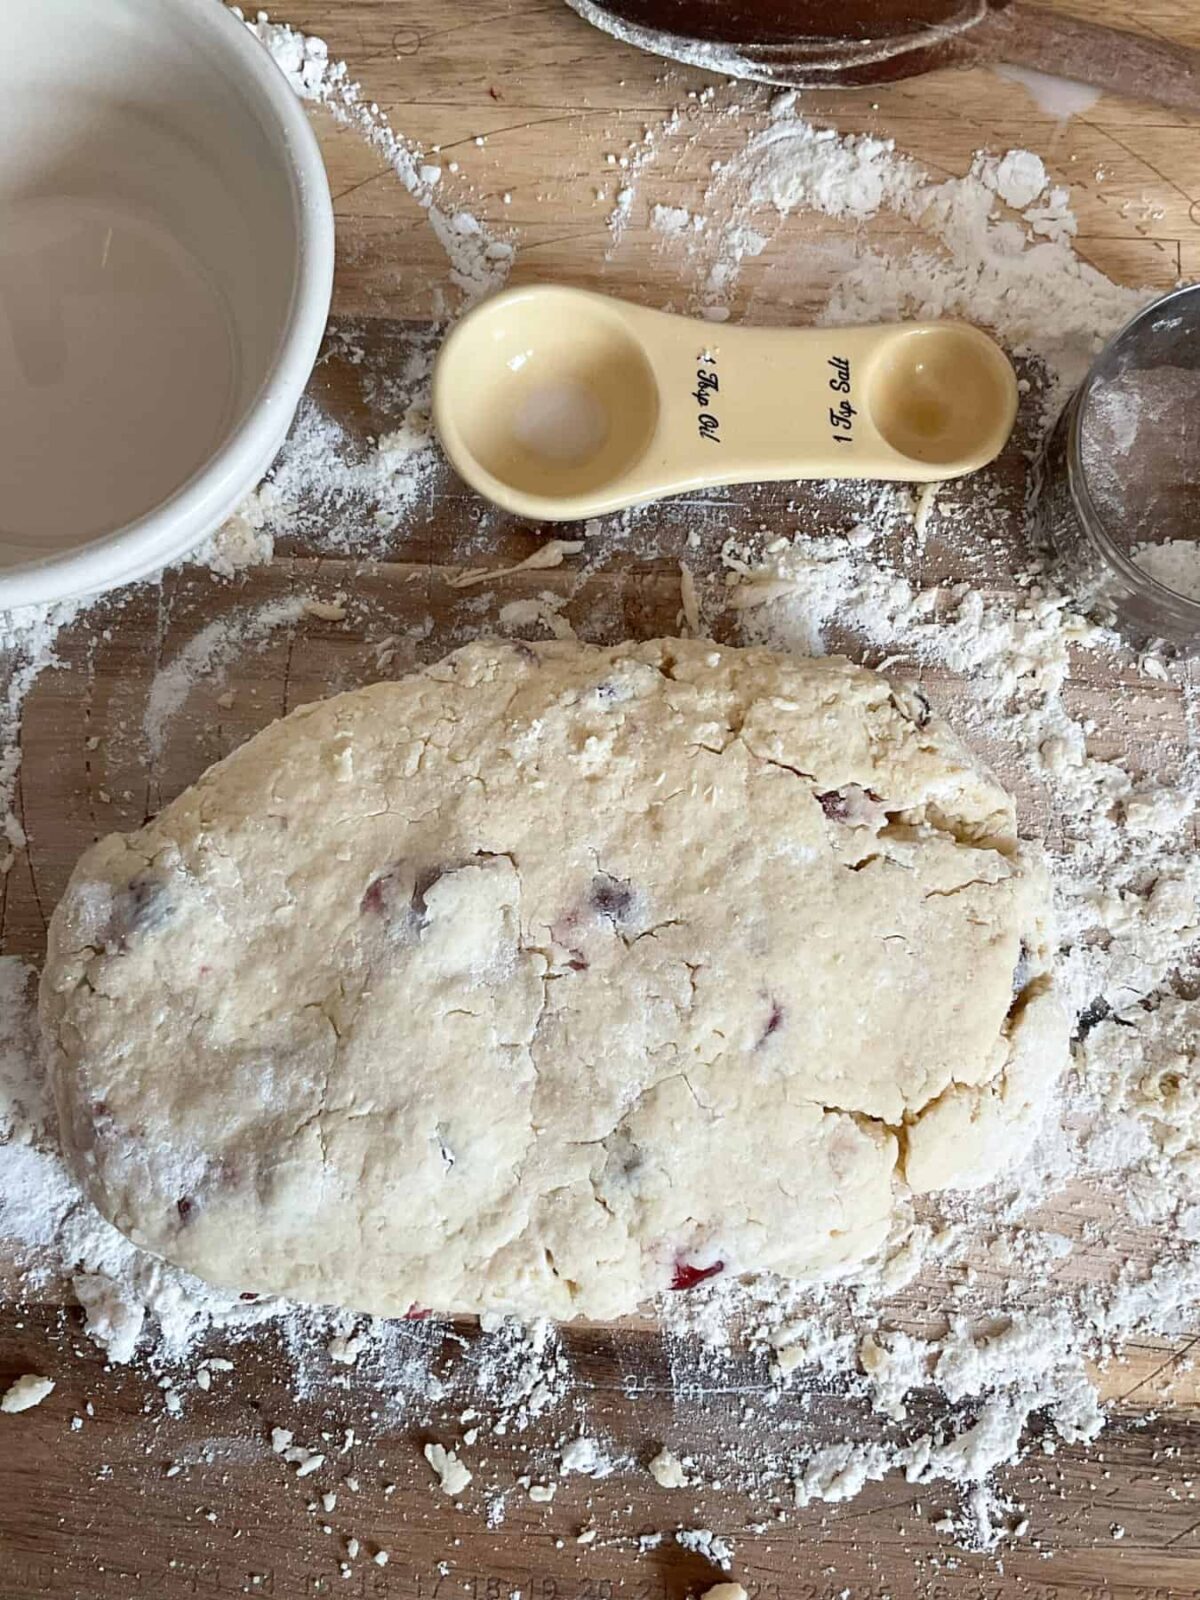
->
[432,284,1018,522]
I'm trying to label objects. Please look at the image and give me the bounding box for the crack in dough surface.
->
[40,639,1066,1319]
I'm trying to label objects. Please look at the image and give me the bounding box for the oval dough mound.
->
[40,639,1065,1320]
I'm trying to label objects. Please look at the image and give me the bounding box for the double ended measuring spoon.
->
[432,284,1018,521]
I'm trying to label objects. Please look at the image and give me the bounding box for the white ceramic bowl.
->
[0,0,334,606]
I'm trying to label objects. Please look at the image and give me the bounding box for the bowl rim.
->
[0,0,335,610]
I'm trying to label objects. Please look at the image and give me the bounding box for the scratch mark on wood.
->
[1114,1333,1200,1405]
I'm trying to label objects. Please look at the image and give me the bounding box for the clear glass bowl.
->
[1034,282,1200,650]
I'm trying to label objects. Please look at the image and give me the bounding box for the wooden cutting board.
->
[3,2,1200,1596]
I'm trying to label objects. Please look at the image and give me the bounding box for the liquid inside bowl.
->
[0,197,238,554]
[0,0,325,599]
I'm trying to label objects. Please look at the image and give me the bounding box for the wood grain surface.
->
[4,2,1200,1596]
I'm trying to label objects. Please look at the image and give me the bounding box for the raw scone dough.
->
[41,639,1066,1320]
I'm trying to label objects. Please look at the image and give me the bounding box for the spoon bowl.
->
[433,285,1017,521]
[868,324,1017,468]
[440,285,660,508]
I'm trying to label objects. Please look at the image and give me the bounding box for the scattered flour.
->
[242,13,513,302]
[0,9,1197,1568]
[143,596,310,757]
[230,394,440,559]
[0,601,85,866]
[472,1317,574,1436]
[639,506,1200,1541]
[621,92,1144,419]
[720,95,923,222]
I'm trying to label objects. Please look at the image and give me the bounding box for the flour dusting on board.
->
[143,596,309,756]
[0,601,84,868]
[633,89,1146,417]
[240,13,514,303]
[1,4,1198,1574]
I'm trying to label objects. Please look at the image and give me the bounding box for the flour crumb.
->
[449,539,584,589]
[196,487,279,576]
[498,594,576,640]
[560,1436,611,1477]
[987,149,1048,211]
[912,481,941,539]
[676,1528,733,1570]
[1,1374,55,1414]
[648,1448,690,1489]
[328,1332,364,1366]
[425,1442,473,1496]
[73,1272,145,1365]
[651,204,693,237]
[679,562,701,636]
[290,1449,325,1478]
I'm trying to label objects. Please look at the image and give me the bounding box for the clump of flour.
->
[196,486,281,577]
[243,393,440,556]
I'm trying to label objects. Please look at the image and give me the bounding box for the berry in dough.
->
[40,638,1066,1320]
